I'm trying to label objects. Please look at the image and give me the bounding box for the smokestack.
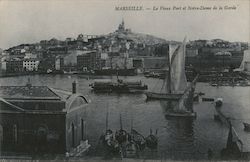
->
[72,81,76,94]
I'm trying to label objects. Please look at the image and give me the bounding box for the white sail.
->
[169,44,179,63]
[161,45,178,93]
[169,38,188,93]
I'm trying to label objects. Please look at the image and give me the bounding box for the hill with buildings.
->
[0,20,248,75]
[110,31,166,45]
[108,19,166,45]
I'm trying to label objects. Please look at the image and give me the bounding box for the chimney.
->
[72,81,76,94]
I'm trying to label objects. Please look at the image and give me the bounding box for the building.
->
[115,19,132,33]
[110,56,133,69]
[54,50,81,72]
[0,82,90,155]
[23,59,40,71]
[24,53,37,59]
[214,51,232,59]
[5,59,23,73]
[52,50,94,72]
[55,56,64,71]
[77,51,101,71]
[144,57,166,69]
[77,34,88,42]
[48,47,68,56]
[132,58,144,69]
[186,48,199,57]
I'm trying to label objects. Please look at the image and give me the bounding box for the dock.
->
[215,105,250,159]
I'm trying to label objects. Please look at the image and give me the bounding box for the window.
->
[71,123,75,147]
[13,124,18,144]
[81,119,86,140]
[0,124,3,144]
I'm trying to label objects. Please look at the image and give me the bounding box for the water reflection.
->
[160,100,197,160]
[160,100,178,113]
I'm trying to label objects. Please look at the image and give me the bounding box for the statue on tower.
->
[116,19,131,33]
[118,19,125,32]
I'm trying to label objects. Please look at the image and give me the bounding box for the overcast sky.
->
[0,0,249,49]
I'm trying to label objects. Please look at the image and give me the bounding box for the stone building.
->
[0,81,90,156]
[77,51,101,71]
[5,59,24,73]
[23,59,40,71]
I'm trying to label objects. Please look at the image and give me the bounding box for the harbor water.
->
[1,74,249,160]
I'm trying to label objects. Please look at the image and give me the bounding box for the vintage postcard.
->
[0,0,249,161]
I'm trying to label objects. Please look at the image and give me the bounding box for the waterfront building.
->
[23,59,40,71]
[132,57,144,69]
[186,48,199,57]
[110,56,133,69]
[60,51,78,72]
[0,82,90,155]
[77,50,101,71]
[55,56,64,71]
[5,58,23,73]
[143,57,166,69]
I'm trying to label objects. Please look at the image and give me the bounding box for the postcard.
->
[0,0,249,161]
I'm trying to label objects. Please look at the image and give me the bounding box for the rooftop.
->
[0,86,61,100]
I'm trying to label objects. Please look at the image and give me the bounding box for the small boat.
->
[100,108,120,156]
[115,114,128,144]
[145,129,158,150]
[125,140,139,158]
[202,97,215,102]
[165,111,197,118]
[129,129,146,151]
[100,129,120,155]
[243,122,250,131]
[211,83,218,87]
[215,98,223,107]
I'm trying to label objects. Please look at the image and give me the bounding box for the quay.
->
[215,102,250,159]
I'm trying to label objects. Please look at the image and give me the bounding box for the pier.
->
[215,102,250,159]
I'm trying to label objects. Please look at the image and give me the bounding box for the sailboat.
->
[145,38,188,100]
[115,114,128,144]
[99,107,120,155]
[145,37,198,117]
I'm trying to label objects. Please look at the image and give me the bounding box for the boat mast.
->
[167,45,172,94]
[120,113,123,130]
[106,105,109,131]
[130,114,133,133]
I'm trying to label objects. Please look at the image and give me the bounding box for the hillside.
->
[110,31,167,45]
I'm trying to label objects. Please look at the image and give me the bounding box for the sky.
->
[0,0,249,49]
